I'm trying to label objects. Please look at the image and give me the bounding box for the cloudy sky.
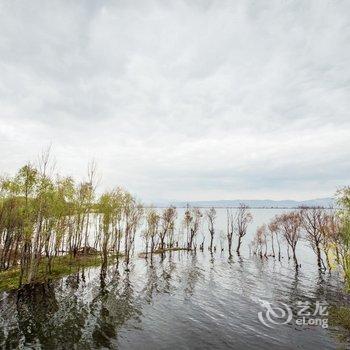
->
[0,0,349,202]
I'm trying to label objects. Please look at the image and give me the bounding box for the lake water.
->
[1,208,350,349]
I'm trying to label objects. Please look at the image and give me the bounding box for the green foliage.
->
[0,159,139,288]
[329,305,350,342]
[337,186,350,210]
[336,187,350,288]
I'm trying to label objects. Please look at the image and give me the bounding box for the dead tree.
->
[226,209,235,258]
[160,206,177,251]
[269,217,282,260]
[300,207,326,270]
[235,204,253,255]
[254,225,267,258]
[279,211,301,269]
[206,207,216,252]
[268,221,277,258]
[145,208,159,261]
[320,212,341,269]
[188,208,202,250]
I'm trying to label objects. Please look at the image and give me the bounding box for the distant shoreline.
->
[143,206,338,210]
[146,197,335,209]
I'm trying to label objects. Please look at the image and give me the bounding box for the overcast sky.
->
[0,0,349,202]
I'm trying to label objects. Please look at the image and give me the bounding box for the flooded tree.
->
[278,212,301,269]
[254,225,267,258]
[319,211,341,270]
[83,160,98,255]
[159,206,177,251]
[297,207,342,273]
[123,195,143,267]
[226,209,235,258]
[144,208,160,260]
[300,207,326,270]
[268,217,282,260]
[268,220,277,258]
[98,191,116,270]
[205,207,216,252]
[183,207,202,250]
[235,204,253,255]
[111,188,125,267]
[183,206,191,248]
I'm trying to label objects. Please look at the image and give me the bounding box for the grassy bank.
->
[0,254,111,292]
[330,306,350,331]
[329,306,350,343]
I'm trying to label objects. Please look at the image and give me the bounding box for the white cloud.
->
[0,0,349,201]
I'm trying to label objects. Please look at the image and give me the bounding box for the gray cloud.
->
[0,0,349,202]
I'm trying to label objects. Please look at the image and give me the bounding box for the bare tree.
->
[206,207,216,252]
[83,160,98,255]
[123,195,143,267]
[235,204,253,255]
[144,208,160,261]
[263,224,268,257]
[268,221,277,258]
[268,217,282,260]
[159,206,177,251]
[226,209,235,257]
[254,225,267,258]
[279,212,301,269]
[319,211,341,269]
[300,207,326,270]
[188,208,202,250]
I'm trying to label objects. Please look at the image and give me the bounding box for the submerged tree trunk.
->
[292,248,298,269]
[277,239,281,260]
[236,237,242,255]
[315,243,325,270]
[271,233,275,257]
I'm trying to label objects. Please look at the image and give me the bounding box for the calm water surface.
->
[1,209,350,349]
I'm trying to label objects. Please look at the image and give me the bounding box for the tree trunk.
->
[292,248,298,269]
[236,236,242,255]
[316,243,324,270]
[228,235,232,257]
[271,233,275,257]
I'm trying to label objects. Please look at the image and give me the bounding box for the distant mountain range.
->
[151,197,335,208]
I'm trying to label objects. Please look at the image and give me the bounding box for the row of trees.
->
[0,155,145,284]
[253,209,330,270]
[0,157,254,288]
[2,155,350,288]
[141,204,253,260]
[141,188,350,287]
[252,188,350,280]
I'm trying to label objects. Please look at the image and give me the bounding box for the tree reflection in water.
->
[0,250,350,349]
[0,266,143,349]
